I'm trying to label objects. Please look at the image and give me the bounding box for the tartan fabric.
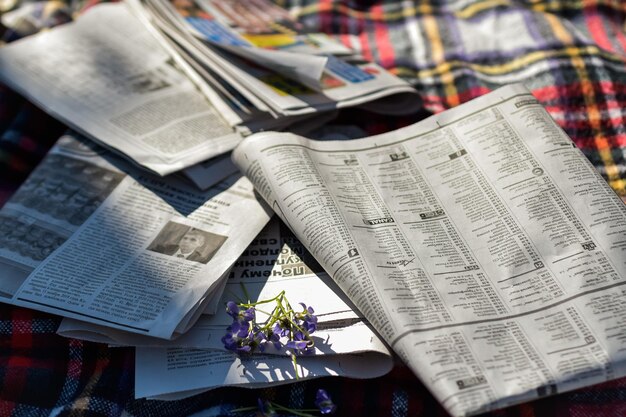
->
[290,0,626,199]
[0,0,625,416]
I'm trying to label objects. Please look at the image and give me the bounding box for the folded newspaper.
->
[231,84,626,416]
[58,217,394,398]
[0,132,272,339]
[0,1,420,178]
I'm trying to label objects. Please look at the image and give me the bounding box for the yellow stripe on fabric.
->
[545,2,625,191]
[296,0,626,22]
[298,1,513,22]
[530,0,626,14]
[415,46,617,78]
[422,12,460,107]
[423,16,442,63]
[440,65,460,107]
[455,0,512,19]
[546,14,625,192]
[296,4,442,21]
[544,13,574,45]
[299,2,502,21]
[558,29,624,192]
[70,348,110,415]
[309,3,436,20]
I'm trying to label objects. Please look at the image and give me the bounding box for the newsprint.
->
[233,84,626,416]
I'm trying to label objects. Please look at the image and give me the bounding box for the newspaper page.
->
[0,132,272,340]
[0,134,121,297]
[58,218,388,356]
[135,349,392,399]
[58,218,392,399]
[232,84,626,416]
[141,0,420,117]
[152,0,330,91]
[0,2,242,176]
[195,0,352,56]
[153,0,353,90]
[194,46,418,117]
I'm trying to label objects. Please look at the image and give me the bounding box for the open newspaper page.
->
[0,132,272,340]
[58,218,392,399]
[0,2,243,176]
[233,84,626,416]
[133,218,392,399]
[58,217,388,353]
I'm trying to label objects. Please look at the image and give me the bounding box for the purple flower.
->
[297,303,318,334]
[221,330,254,354]
[253,329,267,349]
[242,307,255,322]
[223,296,319,360]
[299,303,315,315]
[229,321,250,338]
[286,339,309,350]
[256,398,277,417]
[226,301,256,323]
[314,389,336,415]
[221,333,237,351]
[273,322,290,338]
[269,331,282,350]
[259,328,282,352]
[222,318,262,354]
[303,315,318,333]
[286,330,314,354]
[226,301,239,319]
[256,329,267,341]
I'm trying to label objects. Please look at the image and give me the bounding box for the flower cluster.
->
[221,290,318,360]
[224,290,335,416]
[232,389,336,417]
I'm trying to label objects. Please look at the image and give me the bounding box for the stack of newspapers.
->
[1,1,626,416]
[0,0,407,401]
[0,0,419,186]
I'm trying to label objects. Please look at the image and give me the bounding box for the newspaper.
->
[57,218,385,351]
[232,84,626,416]
[0,3,245,176]
[195,0,351,56]
[0,1,420,176]
[152,0,330,91]
[135,349,392,400]
[140,0,421,117]
[151,0,354,90]
[127,0,334,133]
[0,132,272,340]
[58,217,392,399]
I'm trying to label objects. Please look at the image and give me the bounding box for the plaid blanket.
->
[0,0,625,416]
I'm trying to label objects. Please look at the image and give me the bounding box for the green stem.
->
[270,402,317,417]
[291,353,300,379]
[239,282,251,304]
[252,307,274,318]
[229,405,258,413]
[238,290,286,308]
